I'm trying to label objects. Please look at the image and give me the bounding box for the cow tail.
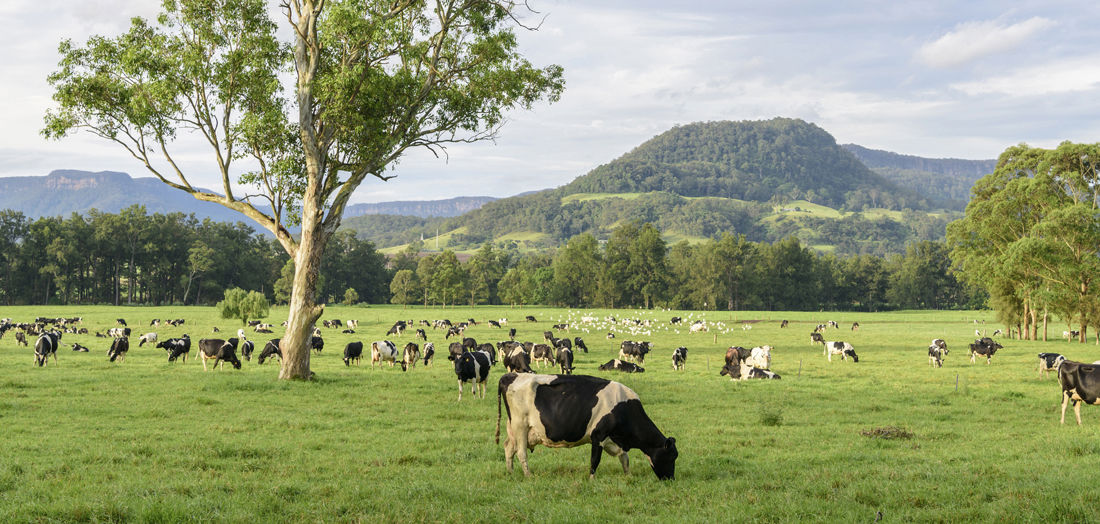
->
[495,388,502,445]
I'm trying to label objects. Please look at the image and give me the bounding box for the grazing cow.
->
[108,337,129,362]
[343,341,364,366]
[670,317,682,325]
[157,336,191,362]
[495,373,677,479]
[371,340,404,370]
[821,340,858,362]
[573,337,588,353]
[455,350,492,400]
[503,346,533,373]
[150,319,160,327]
[138,332,158,347]
[720,361,781,380]
[415,328,427,341]
[552,323,568,331]
[827,321,839,329]
[543,331,554,343]
[1038,352,1066,379]
[689,320,707,333]
[810,332,824,345]
[928,345,946,368]
[386,321,406,337]
[258,339,281,365]
[107,327,131,338]
[851,322,860,331]
[672,347,687,370]
[618,341,651,364]
[746,346,772,370]
[422,342,436,367]
[462,337,478,353]
[235,339,253,361]
[33,331,62,366]
[197,338,242,370]
[1064,330,1080,342]
[556,347,575,374]
[476,343,497,365]
[968,337,1002,364]
[598,359,645,373]
[525,315,537,322]
[312,336,324,354]
[116,318,127,326]
[498,318,508,326]
[71,343,89,352]
[780,320,788,328]
[403,342,420,369]
[448,342,465,361]
[1058,361,1100,424]
[15,331,27,347]
[488,320,501,328]
[508,328,517,340]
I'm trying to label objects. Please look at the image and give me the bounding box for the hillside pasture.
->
[1,305,1098,521]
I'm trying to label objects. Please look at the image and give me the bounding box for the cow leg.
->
[618,451,630,475]
[1075,401,1083,425]
[1061,392,1071,424]
[589,442,604,479]
[510,420,531,477]
[202,356,208,371]
[457,380,463,401]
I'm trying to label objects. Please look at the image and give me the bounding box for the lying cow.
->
[197,338,242,370]
[598,359,645,373]
[71,343,89,352]
[455,350,492,400]
[720,361,781,380]
[1059,360,1100,424]
[495,373,677,479]
[371,340,405,370]
[1039,352,1066,379]
[672,347,687,370]
[821,340,858,362]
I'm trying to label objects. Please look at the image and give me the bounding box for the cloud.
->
[916,17,1055,68]
[950,55,1100,96]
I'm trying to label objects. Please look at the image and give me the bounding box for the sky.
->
[2,0,1099,203]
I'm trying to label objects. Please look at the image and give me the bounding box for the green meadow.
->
[2,305,1100,522]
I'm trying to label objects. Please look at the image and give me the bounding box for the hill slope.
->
[343,196,497,218]
[841,144,995,204]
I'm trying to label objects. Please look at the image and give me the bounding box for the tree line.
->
[388,223,981,312]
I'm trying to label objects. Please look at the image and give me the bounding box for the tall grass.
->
[0,305,1096,522]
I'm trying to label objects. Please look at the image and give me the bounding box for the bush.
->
[217,288,271,325]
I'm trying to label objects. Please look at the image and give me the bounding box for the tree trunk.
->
[279,211,326,380]
[1042,310,1048,341]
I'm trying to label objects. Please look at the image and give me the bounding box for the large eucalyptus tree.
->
[43,0,563,379]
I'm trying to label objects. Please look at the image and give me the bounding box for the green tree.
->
[342,288,359,305]
[184,241,215,305]
[45,0,563,379]
[218,288,271,325]
[551,233,602,307]
[389,269,417,309]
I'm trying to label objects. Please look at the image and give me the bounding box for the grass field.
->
[3,305,1100,522]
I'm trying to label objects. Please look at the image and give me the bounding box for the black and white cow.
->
[157,336,191,362]
[455,350,492,400]
[598,359,645,373]
[34,330,62,366]
[448,342,465,361]
[1038,352,1066,379]
[108,337,129,362]
[415,328,427,341]
[525,315,537,322]
[311,336,324,354]
[258,339,281,365]
[197,338,242,370]
[556,347,575,374]
[403,342,420,369]
[619,341,651,364]
[371,340,404,370]
[821,340,858,362]
[71,343,89,352]
[810,332,824,345]
[531,343,555,368]
[137,332,157,347]
[720,361,781,380]
[508,328,517,340]
[1059,361,1100,424]
[239,339,255,361]
[503,346,533,373]
[672,347,687,370]
[573,337,588,353]
[746,346,772,370]
[343,341,364,366]
[495,373,677,479]
[15,331,27,347]
[928,344,946,368]
[725,346,751,366]
[968,337,1002,364]
[422,342,435,367]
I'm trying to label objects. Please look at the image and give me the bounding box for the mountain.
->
[348,118,964,256]
[563,118,941,211]
[0,170,252,223]
[343,196,497,218]
[841,144,996,204]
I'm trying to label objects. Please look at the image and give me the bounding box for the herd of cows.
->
[11,312,1100,479]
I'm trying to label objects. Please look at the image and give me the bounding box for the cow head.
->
[647,437,678,480]
[844,349,859,362]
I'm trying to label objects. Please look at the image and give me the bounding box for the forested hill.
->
[343,196,497,218]
[562,118,939,210]
[841,144,995,205]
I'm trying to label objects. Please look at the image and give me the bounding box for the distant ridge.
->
[841,144,995,203]
[344,196,498,218]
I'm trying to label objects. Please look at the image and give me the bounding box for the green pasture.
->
[3,305,1100,522]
